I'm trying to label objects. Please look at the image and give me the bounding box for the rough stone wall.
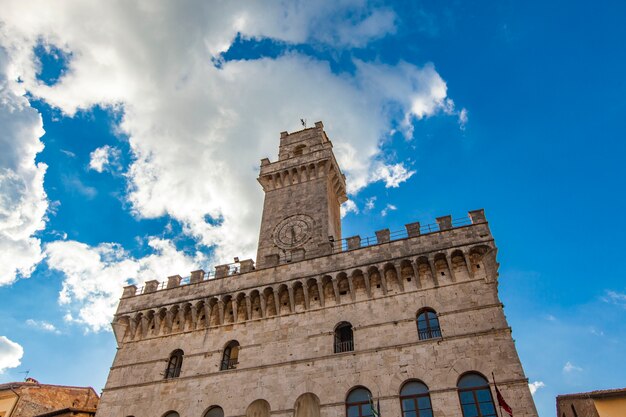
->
[11,385,98,417]
[98,221,537,417]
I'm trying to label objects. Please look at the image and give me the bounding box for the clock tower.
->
[256,121,347,268]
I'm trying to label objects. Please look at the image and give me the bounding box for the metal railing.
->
[220,358,238,370]
[136,261,242,295]
[164,366,181,379]
[334,340,354,353]
[418,327,442,340]
[135,216,473,295]
[331,216,471,253]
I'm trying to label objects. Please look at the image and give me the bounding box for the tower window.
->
[416,309,441,340]
[220,340,240,370]
[164,349,183,379]
[334,322,354,353]
[458,373,497,417]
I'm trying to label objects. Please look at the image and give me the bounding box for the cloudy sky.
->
[1,1,625,416]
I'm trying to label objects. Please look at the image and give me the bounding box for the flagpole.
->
[492,372,503,417]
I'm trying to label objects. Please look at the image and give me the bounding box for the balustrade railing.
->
[334,340,354,353]
[220,358,238,370]
[331,216,472,253]
[418,327,442,340]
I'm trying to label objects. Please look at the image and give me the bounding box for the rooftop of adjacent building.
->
[0,380,98,396]
[557,387,626,400]
[0,378,99,417]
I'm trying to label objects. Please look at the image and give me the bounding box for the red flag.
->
[495,385,513,416]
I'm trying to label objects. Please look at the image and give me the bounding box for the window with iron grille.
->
[334,322,354,353]
[416,308,441,340]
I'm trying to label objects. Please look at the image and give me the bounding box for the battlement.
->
[120,209,489,300]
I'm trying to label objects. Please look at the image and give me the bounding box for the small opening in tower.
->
[339,290,347,296]
[293,144,306,156]
[376,284,381,288]
[407,278,412,282]
[476,264,481,269]
[440,272,445,276]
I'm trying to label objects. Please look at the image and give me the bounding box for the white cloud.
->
[26,319,60,334]
[528,381,545,395]
[0,47,47,286]
[458,108,468,129]
[370,163,416,188]
[341,200,359,218]
[45,238,205,332]
[381,203,397,217]
[60,149,76,158]
[89,145,121,173]
[589,327,604,337]
[563,361,583,373]
[0,336,23,373]
[365,196,377,210]
[0,2,463,266]
[602,290,626,308]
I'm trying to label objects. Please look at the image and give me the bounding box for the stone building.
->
[0,379,98,417]
[97,122,538,417]
[557,388,626,417]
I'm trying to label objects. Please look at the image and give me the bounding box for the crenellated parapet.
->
[257,122,347,203]
[112,209,498,345]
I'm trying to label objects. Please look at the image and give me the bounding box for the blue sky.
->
[1,2,625,416]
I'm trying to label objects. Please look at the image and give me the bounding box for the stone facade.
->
[97,123,538,417]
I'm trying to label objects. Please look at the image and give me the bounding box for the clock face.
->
[273,215,313,249]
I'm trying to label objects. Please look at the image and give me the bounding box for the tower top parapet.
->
[255,122,347,268]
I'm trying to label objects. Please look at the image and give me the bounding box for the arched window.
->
[458,373,497,417]
[294,393,321,417]
[220,340,240,370]
[246,399,270,417]
[416,309,441,340]
[346,387,374,417]
[400,380,433,417]
[204,406,224,417]
[163,411,179,417]
[334,322,354,353]
[164,349,183,379]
